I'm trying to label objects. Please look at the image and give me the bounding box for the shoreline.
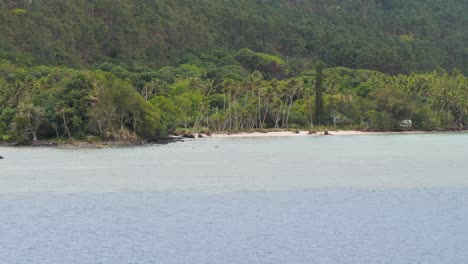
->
[208,130,429,138]
[0,137,183,149]
[0,130,466,149]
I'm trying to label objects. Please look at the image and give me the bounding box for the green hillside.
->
[0,0,467,143]
[1,0,467,74]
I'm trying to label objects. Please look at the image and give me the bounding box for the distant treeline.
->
[1,53,467,142]
[0,0,467,74]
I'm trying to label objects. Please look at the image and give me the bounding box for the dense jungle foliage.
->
[0,0,467,142]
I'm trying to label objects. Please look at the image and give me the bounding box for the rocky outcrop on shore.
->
[0,137,185,149]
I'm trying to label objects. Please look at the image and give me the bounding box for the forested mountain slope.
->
[1,0,467,74]
[0,0,467,143]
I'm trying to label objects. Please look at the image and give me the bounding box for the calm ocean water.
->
[1,134,468,263]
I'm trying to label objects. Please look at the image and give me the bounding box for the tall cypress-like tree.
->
[315,61,326,125]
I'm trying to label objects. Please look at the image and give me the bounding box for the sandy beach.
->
[2,130,465,149]
[207,130,432,138]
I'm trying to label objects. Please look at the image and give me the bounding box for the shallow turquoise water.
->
[1,134,468,263]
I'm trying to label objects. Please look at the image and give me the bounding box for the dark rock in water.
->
[154,137,184,145]
[0,156,3,159]
[324,131,332,136]
[182,133,195,139]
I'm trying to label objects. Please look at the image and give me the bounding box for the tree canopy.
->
[0,0,467,74]
[0,0,467,143]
